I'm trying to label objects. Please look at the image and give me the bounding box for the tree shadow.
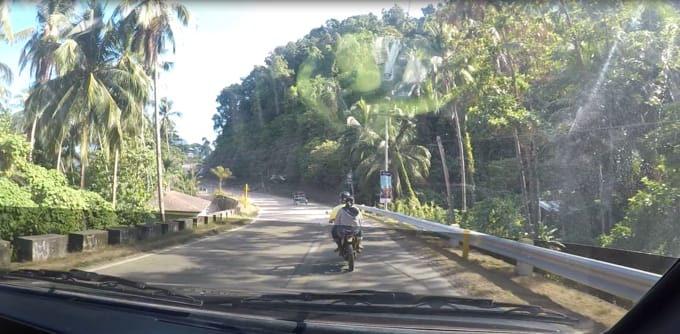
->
[386,228,608,333]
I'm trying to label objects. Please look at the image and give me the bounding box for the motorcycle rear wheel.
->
[346,244,355,272]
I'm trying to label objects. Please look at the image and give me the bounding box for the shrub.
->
[0,177,38,241]
[460,196,524,240]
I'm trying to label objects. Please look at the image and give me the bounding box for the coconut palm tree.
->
[19,0,78,161]
[115,0,190,222]
[0,2,10,104]
[1,2,32,112]
[210,166,232,193]
[26,2,150,189]
[159,97,181,149]
[343,98,431,202]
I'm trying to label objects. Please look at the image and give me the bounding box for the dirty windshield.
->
[0,1,679,333]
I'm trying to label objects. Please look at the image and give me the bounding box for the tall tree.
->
[344,98,431,201]
[423,17,477,211]
[25,2,150,189]
[210,166,232,192]
[0,2,13,109]
[116,0,190,221]
[159,97,181,148]
[19,0,77,161]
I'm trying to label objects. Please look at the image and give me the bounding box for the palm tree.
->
[116,0,190,222]
[26,2,150,189]
[343,98,431,201]
[0,3,10,101]
[210,166,232,192]
[159,97,181,148]
[1,2,32,112]
[19,0,78,161]
[104,18,153,208]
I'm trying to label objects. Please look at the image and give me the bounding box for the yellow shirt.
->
[329,204,344,222]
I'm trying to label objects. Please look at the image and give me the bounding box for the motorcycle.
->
[337,226,361,272]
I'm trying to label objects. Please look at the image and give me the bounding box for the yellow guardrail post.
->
[244,183,249,207]
[462,229,470,260]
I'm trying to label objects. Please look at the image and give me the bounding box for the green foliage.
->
[0,177,38,241]
[301,139,344,187]
[88,147,156,226]
[164,144,199,196]
[601,177,680,255]
[600,224,632,249]
[390,199,451,226]
[0,125,30,176]
[535,221,565,250]
[461,196,525,240]
[81,190,116,229]
[0,162,115,242]
[19,163,114,233]
[210,166,233,192]
[205,2,680,251]
[335,32,382,93]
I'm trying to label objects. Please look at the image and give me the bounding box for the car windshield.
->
[0,1,678,333]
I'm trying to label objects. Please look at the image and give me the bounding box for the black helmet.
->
[339,191,351,203]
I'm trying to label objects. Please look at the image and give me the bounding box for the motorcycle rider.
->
[329,192,363,252]
[328,191,351,225]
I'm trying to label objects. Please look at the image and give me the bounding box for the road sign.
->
[346,171,353,184]
[379,170,392,204]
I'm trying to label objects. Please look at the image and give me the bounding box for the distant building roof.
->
[539,200,560,212]
[148,190,211,214]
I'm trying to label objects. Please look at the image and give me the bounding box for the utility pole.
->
[384,115,389,211]
[436,136,454,223]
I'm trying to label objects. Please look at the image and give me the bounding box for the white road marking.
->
[88,254,155,271]
[87,219,259,272]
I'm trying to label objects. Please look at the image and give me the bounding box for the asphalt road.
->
[89,191,463,296]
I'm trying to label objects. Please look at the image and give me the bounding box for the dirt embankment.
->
[371,218,628,332]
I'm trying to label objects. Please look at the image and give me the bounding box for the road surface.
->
[89,191,463,296]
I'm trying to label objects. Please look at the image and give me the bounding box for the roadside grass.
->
[368,215,628,331]
[3,213,257,273]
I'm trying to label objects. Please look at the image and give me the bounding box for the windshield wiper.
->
[5,269,202,306]
[202,289,576,324]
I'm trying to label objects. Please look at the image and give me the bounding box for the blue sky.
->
[0,1,430,144]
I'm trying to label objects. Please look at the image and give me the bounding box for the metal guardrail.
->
[357,205,663,302]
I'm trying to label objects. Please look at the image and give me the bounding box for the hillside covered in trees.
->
[209,1,680,256]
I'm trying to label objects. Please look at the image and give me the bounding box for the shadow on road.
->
[98,216,459,296]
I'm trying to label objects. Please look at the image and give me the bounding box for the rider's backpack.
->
[338,206,361,227]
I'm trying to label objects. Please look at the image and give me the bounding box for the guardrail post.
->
[516,238,534,276]
[448,236,460,249]
[462,229,470,260]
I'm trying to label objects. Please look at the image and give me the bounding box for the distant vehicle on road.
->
[292,191,308,205]
[270,174,286,183]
